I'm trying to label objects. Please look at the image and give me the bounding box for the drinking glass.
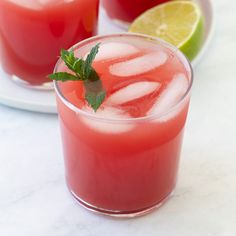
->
[0,0,99,89]
[54,33,193,217]
[102,0,170,28]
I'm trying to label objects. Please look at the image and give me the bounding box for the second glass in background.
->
[102,0,170,27]
[0,0,99,89]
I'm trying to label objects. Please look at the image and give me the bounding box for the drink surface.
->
[56,35,192,213]
[0,0,99,85]
[102,0,171,23]
[59,36,190,120]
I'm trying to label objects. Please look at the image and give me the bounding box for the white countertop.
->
[1,1,236,235]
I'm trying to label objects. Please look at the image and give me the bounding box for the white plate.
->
[0,0,214,114]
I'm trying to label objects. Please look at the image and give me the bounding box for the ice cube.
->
[157,99,188,122]
[110,51,168,77]
[79,106,135,134]
[106,81,161,105]
[86,42,139,61]
[147,74,189,121]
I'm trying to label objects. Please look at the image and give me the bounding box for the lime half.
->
[129,1,204,61]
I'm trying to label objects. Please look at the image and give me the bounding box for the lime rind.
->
[129,1,204,61]
[179,15,204,60]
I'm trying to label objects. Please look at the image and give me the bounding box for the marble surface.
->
[1,1,236,235]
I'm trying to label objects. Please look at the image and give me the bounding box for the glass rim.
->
[54,33,193,123]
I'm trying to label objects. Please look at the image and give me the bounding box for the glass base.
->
[11,74,53,90]
[70,190,174,218]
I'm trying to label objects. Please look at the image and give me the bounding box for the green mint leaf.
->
[48,72,80,82]
[49,44,106,112]
[83,43,100,79]
[85,90,106,112]
[84,77,103,93]
[84,78,106,112]
[60,49,77,71]
[73,59,84,76]
[87,67,100,82]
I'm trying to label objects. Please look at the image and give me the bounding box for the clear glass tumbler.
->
[54,33,193,217]
[0,0,99,89]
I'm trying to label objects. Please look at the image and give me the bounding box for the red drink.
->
[55,34,193,216]
[102,0,170,25]
[0,0,99,87]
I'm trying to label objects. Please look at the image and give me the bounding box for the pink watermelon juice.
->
[0,0,99,87]
[55,34,193,215]
[102,0,171,25]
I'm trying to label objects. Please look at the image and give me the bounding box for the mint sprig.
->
[48,44,106,112]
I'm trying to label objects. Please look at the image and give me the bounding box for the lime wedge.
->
[129,1,204,61]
